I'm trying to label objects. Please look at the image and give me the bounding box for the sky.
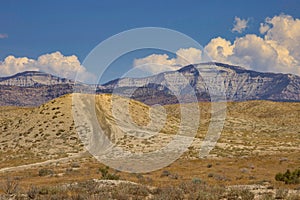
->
[1,0,300,83]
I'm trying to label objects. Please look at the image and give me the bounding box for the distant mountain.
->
[0,71,75,106]
[0,71,74,87]
[0,63,299,106]
[97,62,300,104]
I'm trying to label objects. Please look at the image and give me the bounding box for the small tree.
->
[275,168,300,184]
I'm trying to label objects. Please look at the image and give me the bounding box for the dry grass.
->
[0,178,299,199]
[0,93,299,197]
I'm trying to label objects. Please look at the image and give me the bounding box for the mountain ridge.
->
[0,70,74,87]
[98,62,300,104]
[0,62,299,106]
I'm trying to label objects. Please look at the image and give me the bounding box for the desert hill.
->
[0,94,300,198]
[0,94,299,167]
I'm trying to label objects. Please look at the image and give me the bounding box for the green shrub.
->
[99,166,120,180]
[275,168,300,184]
[192,177,202,184]
[38,168,54,176]
[160,170,171,177]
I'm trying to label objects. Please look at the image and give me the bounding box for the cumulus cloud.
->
[133,47,202,74]
[259,23,270,34]
[175,48,203,66]
[263,14,300,63]
[229,34,279,71]
[0,51,96,82]
[205,14,300,75]
[134,14,300,76]
[232,17,249,33]
[204,37,233,63]
[0,33,8,39]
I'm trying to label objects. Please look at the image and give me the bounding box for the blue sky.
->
[1,0,300,83]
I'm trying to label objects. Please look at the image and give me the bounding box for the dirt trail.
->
[0,152,86,173]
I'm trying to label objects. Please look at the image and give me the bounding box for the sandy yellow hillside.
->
[0,94,299,166]
[0,93,183,169]
[0,95,81,168]
[0,94,299,192]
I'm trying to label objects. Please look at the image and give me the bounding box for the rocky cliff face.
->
[0,84,74,106]
[0,71,75,106]
[0,63,299,106]
[98,63,300,103]
[0,71,73,87]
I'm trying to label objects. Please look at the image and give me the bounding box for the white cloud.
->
[232,17,249,33]
[205,14,300,75]
[263,14,300,63]
[175,48,202,66]
[229,34,279,71]
[133,54,179,74]
[0,51,96,82]
[0,33,8,39]
[135,14,300,76]
[259,23,270,34]
[133,47,202,74]
[204,37,233,62]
